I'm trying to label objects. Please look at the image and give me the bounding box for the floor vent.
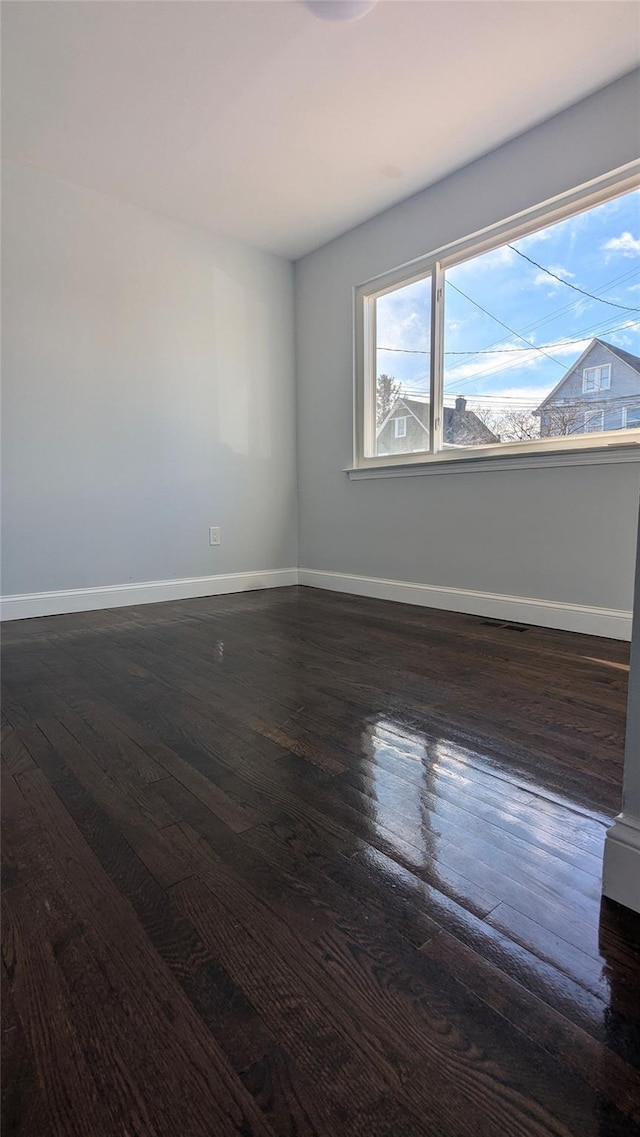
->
[481,619,528,632]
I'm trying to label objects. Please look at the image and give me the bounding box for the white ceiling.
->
[3,1,639,259]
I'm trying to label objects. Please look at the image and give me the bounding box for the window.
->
[582,365,611,393]
[354,168,640,470]
[584,410,604,433]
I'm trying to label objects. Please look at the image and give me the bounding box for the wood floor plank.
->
[1,724,37,778]
[348,842,640,1065]
[2,882,111,1137]
[21,715,195,887]
[1,763,53,892]
[245,812,442,949]
[169,853,609,1137]
[10,766,277,1137]
[1,959,53,1137]
[420,928,640,1129]
[6,722,329,1135]
[2,587,639,1135]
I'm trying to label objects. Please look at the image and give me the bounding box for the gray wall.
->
[2,162,297,595]
[295,70,640,612]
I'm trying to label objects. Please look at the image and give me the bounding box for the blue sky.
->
[375,187,640,410]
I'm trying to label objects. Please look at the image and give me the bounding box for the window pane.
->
[441,188,640,449]
[374,274,431,457]
[584,411,604,432]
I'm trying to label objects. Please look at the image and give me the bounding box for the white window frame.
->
[582,364,611,393]
[583,410,604,433]
[623,406,640,428]
[394,416,408,438]
[352,162,640,477]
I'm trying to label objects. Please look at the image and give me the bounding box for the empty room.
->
[2,2,640,1134]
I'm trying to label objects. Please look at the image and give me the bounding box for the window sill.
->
[345,442,640,480]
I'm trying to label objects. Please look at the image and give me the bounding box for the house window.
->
[354,170,640,470]
[582,365,611,393]
[584,410,604,433]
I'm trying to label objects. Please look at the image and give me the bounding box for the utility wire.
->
[440,265,640,368]
[443,311,640,394]
[402,391,638,409]
[377,264,640,397]
[437,265,639,375]
[507,244,640,312]
[378,318,640,356]
[443,329,640,395]
[444,281,566,368]
[501,265,640,341]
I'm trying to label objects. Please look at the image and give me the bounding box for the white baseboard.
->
[603,814,640,913]
[1,568,299,622]
[298,568,632,640]
[3,565,631,639]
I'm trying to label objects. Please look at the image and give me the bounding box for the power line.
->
[377,319,640,357]
[378,346,430,355]
[402,390,639,409]
[377,266,640,397]
[441,266,640,369]
[445,281,566,368]
[443,317,640,395]
[507,265,640,341]
[439,265,639,373]
[507,244,640,312]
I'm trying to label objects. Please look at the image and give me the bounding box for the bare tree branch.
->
[376,374,403,425]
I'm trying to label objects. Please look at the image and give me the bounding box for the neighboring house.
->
[377,395,499,455]
[535,338,640,437]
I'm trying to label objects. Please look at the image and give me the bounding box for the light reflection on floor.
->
[358,715,614,1017]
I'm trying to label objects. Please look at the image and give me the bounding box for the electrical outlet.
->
[209,527,221,546]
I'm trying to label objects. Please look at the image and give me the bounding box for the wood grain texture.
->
[2,585,640,1136]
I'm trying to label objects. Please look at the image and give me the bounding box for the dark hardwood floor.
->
[2,585,640,1136]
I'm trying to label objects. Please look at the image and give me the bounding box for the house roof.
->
[536,338,640,411]
[378,395,499,445]
[601,341,640,374]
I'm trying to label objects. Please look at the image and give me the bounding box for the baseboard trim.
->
[3,566,631,639]
[298,569,631,640]
[1,568,299,622]
[603,814,640,913]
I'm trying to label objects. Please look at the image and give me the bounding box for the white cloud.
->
[532,265,575,289]
[444,342,540,385]
[606,321,640,349]
[443,335,591,388]
[610,319,640,331]
[549,337,593,357]
[449,244,516,280]
[376,304,429,354]
[602,231,640,257]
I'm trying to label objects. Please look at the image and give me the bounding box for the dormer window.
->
[582,364,611,393]
[394,417,407,438]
